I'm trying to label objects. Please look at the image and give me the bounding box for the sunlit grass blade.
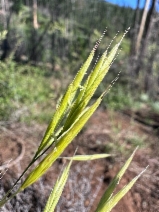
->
[60,153,111,161]
[84,34,128,102]
[37,84,73,154]
[71,50,94,98]
[76,50,107,103]
[20,93,104,190]
[37,50,94,154]
[86,50,107,90]
[84,44,120,100]
[96,166,148,212]
[101,44,119,71]
[95,147,138,212]
[43,160,72,212]
[62,43,121,133]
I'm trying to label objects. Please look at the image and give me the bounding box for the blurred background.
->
[0,1,159,211]
[0,0,159,124]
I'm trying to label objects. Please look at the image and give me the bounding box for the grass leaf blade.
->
[60,154,111,161]
[95,147,138,211]
[97,166,148,212]
[44,161,72,212]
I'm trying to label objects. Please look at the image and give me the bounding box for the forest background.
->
[0,0,159,124]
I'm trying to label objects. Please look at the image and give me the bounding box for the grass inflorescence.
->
[0,29,147,211]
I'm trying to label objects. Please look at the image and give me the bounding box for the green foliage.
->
[12,0,24,14]
[3,0,157,103]
[126,135,147,148]
[1,0,135,71]
[0,60,51,121]
[101,84,133,110]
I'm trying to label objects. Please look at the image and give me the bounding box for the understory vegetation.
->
[0,0,159,123]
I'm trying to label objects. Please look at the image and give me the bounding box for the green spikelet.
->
[61,44,120,133]
[37,50,94,154]
[20,93,104,190]
[37,83,73,154]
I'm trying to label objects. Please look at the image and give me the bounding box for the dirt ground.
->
[0,108,159,212]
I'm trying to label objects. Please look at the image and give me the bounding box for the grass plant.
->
[0,29,147,211]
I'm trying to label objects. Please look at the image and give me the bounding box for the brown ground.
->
[0,108,159,212]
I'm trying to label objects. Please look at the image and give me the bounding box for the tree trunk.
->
[143,0,156,39]
[130,0,140,55]
[33,0,39,29]
[135,0,151,54]
[134,0,156,77]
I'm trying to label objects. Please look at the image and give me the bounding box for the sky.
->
[106,0,146,9]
